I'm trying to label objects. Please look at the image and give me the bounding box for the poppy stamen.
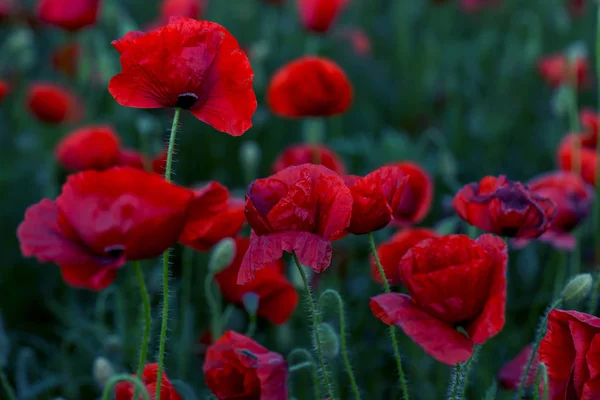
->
[176,92,199,109]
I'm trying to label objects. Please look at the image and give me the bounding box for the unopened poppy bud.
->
[317,323,339,359]
[209,238,236,274]
[92,357,115,388]
[561,273,593,302]
[240,141,261,182]
[242,292,259,316]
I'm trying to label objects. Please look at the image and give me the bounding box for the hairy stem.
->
[287,348,321,400]
[133,261,151,400]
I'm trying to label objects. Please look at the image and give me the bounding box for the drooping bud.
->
[93,357,115,388]
[561,273,593,303]
[317,323,339,359]
[209,238,236,274]
[242,292,259,316]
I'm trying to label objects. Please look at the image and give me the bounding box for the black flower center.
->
[104,244,125,259]
[176,92,199,109]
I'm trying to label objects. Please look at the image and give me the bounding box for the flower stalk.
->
[133,261,151,400]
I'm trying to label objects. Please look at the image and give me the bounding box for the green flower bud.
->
[209,238,236,274]
[562,273,593,303]
[242,292,259,316]
[317,323,339,360]
[93,357,115,388]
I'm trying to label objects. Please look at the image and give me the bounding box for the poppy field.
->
[2,0,600,399]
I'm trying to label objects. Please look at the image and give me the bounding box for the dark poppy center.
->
[176,92,199,109]
[495,186,531,210]
[104,244,125,259]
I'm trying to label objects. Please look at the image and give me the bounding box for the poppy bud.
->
[209,237,236,274]
[93,357,115,388]
[242,292,260,316]
[240,141,261,182]
[561,273,593,303]
[317,323,339,359]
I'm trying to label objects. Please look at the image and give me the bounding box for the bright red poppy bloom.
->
[55,126,121,172]
[558,134,598,186]
[539,310,600,399]
[498,345,538,390]
[179,183,246,251]
[538,53,589,89]
[37,0,100,31]
[0,80,9,103]
[109,18,257,136]
[26,83,82,124]
[387,162,433,225]
[52,42,79,77]
[298,0,348,34]
[371,234,507,365]
[272,144,346,175]
[267,56,353,118]
[238,164,353,284]
[524,171,594,250]
[17,167,194,290]
[204,331,288,400]
[160,0,204,20]
[115,363,182,400]
[370,229,439,285]
[215,238,298,325]
[452,175,556,238]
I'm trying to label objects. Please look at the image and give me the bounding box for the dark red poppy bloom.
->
[568,0,585,16]
[370,229,439,285]
[115,363,182,400]
[17,167,194,290]
[238,164,353,284]
[52,42,79,77]
[336,27,371,56]
[179,183,246,251]
[267,56,353,118]
[558,133,598,186]
[539,310,600,399]
[0,1,15,21]
[581,108,599,138]
[538,53,590,89]
[204,331,288,400]
[524,171,594,250]
[215,238,298,325]
[371,234,507,365]
[298,0,348,34]
[272,144,346,175]
[0,80,9,103]
[117,149,147,170]
[55,125,121,172]
[498,345,538,390]
[26,83,82,124]
[37,0,100,31]
[109,18,257,136]
[387,162,433,225]
[452,175,556,238]
[160,0,204,20]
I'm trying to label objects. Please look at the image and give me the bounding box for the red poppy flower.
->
[37,0,100,31]
[0,80,9,103]
[109,18,257,136]
[26,83,82,124]
[371,234,507,364]
[117,149,147,170]
[115,363,182,400]
[55,126,121,172]
[336,27,371,56]
[17,167,194,290]
[0,1,15,21]
[498,345,538,390]
[581,108,598,138]
[204,331,288,400]
[238,164,353,284]
[539,310,600,399]
[267,56,353,118]
[538,53,590,89]
[52,42,79,77]
[387,162,433,225]
[452,175,556,238]
[298,0,348,34]
[272,144,346,175]
[370,229,439,285]
[179,183,246,251]
[558,134,598,186]
[160,0,204,20]
[523,171,594,250]
[215,238,298,324]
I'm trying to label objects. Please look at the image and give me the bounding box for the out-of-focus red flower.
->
[267,56,353,118]
[52,42,79,77]
[387,162,433,225]
[558,134,598,186]
[215,238,298,324]
[460,0,500,12]
[117,149,146,169]
[238,164,353,284]
[0,0,16,22]
[179,183,246,251]
[204,331,288,400]
[109,18,256,136]
[37,0,100,31]
[538,53,590,89]
[55,126,121,172]
[272,144,346,175]
[581,108,598,139]
[522,171,593,250]
[17,167,194,290]
[160,0,205,20]
[371,234,507,365]
[336,27,371,56]
[370,229,439,285]
[0,80,9,103]
[115,363,182,400]
[298,0,348,34]
[26,83,82,124]
[498,345,538,390]
[452,175,556,238]
[568,0,585,17]
[539,310,600,399]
